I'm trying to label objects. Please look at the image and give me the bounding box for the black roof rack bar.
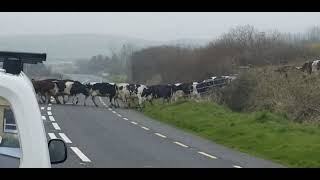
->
[0,51,47,74]
[0,51,46,64]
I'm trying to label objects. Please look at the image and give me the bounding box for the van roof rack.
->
[0,51,47,75]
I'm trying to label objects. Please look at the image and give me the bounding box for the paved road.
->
[38,74,284,168]
[39,95,283,168]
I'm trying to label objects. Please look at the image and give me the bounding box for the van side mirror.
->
[48,139,67,164]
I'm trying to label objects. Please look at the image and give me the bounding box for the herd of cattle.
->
[31,75,237,108]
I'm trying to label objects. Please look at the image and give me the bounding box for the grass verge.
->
[142,100,320,167]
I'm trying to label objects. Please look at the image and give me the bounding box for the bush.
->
[220,66,320,123]
[219,71,257,111]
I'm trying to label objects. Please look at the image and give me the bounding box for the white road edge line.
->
[48,103,52,106]
[123,118,128,121]
[233,165,242,168]
[155,133,167,138]
[47,111,52,116]
[108,108,112,111]
[173,141,189,148]
[141,126,150,131]
[48,133,57,139]
[49,116,55,122]
[198,151,217,159]
[47,107,51,110]
[52,123,61,130]
[131,121,138,125]
[112,111,116,114]
[59,133,72,143]
[70,147,91,162]
[42,116,46,120]
[117,114,122,117]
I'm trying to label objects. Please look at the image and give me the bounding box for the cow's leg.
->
[83,95,89,106]
[75,95,80,105]
[63,95,69,104]
[45,93,51,104]
[92,96,99,107]
[41,94,47,104]
[138,96,144,109]
[110,96,115,108]
[54,96,61,104]
[114,97,120,108]
[71,95,76,105]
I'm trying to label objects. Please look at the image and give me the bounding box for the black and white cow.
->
[116,83,153,108]
[32,79,60,104]
[86,82,118,107]
[115,83,131,108]
[69,81,90,105]
[46,79,75,104]
[300,60,320,74]
[170,82,193,102]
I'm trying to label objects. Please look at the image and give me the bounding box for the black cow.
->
[86,82,118,107]
[69,81,90,105]
[148,84,173,103]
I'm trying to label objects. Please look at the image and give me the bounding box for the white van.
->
[0,51,67,168]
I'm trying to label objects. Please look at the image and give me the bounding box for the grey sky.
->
[0,12,319,41]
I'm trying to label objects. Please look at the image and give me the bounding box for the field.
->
[143,100,320,167]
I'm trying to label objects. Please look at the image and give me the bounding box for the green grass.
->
[106,74,128,83]
[142,100,320,168]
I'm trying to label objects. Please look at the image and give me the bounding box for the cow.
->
[148,84,173,104]
[300,60,320,74]
[86,82,118,107]
[44,79,75,104]
[68,81,90,105]
[32,79,60,104]
[171,82,193,102]
[129,84,153,108]
[115,83,131,108]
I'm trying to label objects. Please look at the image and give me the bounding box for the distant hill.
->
[0,34,160,62]
[166,38,211,48]
[0,34,211,62]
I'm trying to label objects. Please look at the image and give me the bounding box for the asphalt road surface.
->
[39,74,284,168]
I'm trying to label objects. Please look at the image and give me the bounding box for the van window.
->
[0,97,21,168]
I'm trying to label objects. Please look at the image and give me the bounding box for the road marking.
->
[59,133,72,143]
[52,123,61,130]
[123,118,128,121]
[173,141,189,148]
[112,111,116,114]
[49,116,55,122]
[131,121,138,125]
[47,111,52,116]
[47,107,51,110]
[155,133,167,138]
[48,133,57,139]
[141,126,150,131]
[48,103,52,106]
[198,151,217,159]
[40,107,45,110]
[70,147,91,162]
[42,116,46,120]
[108,108,112,111]
[117,114,122,117]
[233,165,242,168]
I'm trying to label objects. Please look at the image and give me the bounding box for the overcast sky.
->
[0,12,319,41]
